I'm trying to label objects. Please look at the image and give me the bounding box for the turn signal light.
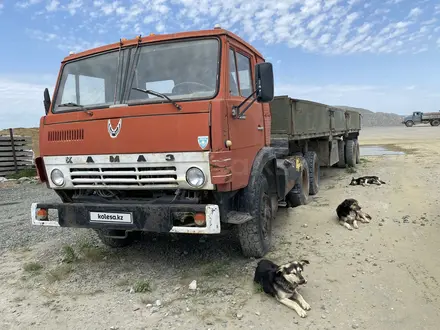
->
[36,208,48,221]
[194,213,206,226]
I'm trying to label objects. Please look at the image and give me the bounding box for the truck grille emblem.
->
[108,119,122,138]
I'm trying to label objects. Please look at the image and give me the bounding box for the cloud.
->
[15,0,42,9]
[10,0,439,56]
[46,0,59,12]
[26,29,104,53]
[0,76,56,129]
[408,7,423,19]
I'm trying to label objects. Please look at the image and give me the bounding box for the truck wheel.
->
[355,139,360,164]
[305,151,319,195]
[94,229,135,248]
[285,157,310,207]
[431,120,440,126]
[345,139,356,167]
[337,140,346,168]
[237,173,273,258]
[405,120,414,127]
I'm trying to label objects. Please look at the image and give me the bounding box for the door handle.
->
[257,126,264,131]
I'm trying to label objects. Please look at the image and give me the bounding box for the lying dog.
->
[254,259,310,318]
[336,198,372,230]
[349,176,386,186]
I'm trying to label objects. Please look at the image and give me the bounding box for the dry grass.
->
[46,264,73,283]
[23,262,43,273]
[201,260,230,277]
[61,245,78,263]
[133,279,152,293]
[346,166,357,174]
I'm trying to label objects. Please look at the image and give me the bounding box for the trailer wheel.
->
[431,119,440,126]
[285,157,310,207]
[337,140,346,168]
[345,139,356,167]
[94,229,135,248]
[405,120,414,127]
[355,139,360,164]
[305,151,319,195]
[237,173,273,258]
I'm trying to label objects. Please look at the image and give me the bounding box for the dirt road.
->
[1,125,440,330]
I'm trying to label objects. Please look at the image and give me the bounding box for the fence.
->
[0,129,35,177]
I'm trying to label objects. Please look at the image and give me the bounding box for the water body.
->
[360,146,405,156]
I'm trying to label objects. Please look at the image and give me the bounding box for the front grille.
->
[69,166,178,188]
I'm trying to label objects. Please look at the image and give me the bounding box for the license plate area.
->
[89,211,133,224]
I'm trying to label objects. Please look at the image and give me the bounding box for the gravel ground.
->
[1,126,440,330]
[0,181,88,251]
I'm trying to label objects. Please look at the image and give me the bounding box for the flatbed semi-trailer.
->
[30,26,362,258]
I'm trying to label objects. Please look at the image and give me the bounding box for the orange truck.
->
[31,26,361,257]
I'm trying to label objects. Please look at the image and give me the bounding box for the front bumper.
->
[31,202,221,234]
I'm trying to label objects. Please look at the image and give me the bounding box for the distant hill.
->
[335,106,405,127]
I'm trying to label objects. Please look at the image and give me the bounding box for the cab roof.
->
[62,27,264,62]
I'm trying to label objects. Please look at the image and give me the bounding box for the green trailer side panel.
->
[330,106,346,132]
[270,95,361,140]
[270,96,292,134]
[292,99,330,136]
[344,109,361,130]
[271,96,332,137]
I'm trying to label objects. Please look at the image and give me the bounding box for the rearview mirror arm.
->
[231,89,258,119]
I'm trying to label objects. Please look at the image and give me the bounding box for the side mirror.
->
[43,88,51,115]
[255,62,274,103]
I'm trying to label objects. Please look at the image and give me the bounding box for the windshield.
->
[53,38,220,112]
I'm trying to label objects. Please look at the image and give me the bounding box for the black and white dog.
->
[349,176,386,186]
[336,198,372,230]
[254,259,311,318]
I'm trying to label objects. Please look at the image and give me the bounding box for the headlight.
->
[185,167,205,188]
[50,168,65,186]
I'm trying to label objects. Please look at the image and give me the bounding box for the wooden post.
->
[9,128,18,173]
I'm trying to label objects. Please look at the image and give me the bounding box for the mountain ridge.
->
[335,105,404,127]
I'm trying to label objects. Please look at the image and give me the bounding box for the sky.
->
[0,0,440,129]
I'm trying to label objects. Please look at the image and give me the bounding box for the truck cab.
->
[403,111,422,127]
[32,27,291,257]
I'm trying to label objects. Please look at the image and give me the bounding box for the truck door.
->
[226,44,265,190]
[413,112,422,122]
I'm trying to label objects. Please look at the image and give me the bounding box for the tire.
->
[345,139,356,167]
[305,151,319,195]
[285,157,310,207]
[337,140,346,168]
[237,173,273,258]
[405,121,414,127]
[94,229,135,248]
[355,139,360,164]
[431,119,440,126]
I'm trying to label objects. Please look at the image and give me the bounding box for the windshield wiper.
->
[131,88,182,110]
[57,102,93,116]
